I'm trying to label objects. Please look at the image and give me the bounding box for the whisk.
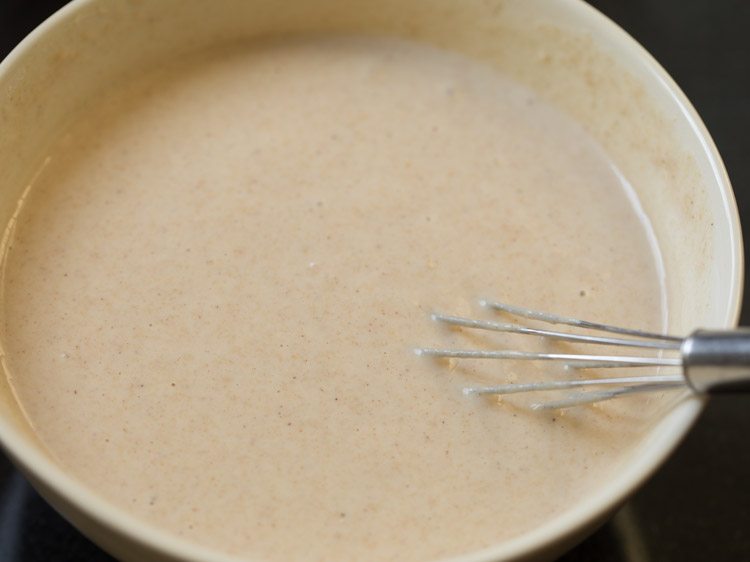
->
[415,300,750,410]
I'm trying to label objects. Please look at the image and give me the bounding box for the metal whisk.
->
[416,300,750,410]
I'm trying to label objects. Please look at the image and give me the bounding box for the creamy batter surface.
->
[2,36,667,561]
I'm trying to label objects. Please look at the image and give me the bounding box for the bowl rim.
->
[0,0,743,561]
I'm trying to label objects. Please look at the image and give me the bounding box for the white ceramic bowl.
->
[0,1,742,560]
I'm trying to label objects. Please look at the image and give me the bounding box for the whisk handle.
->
[682,329,750,393]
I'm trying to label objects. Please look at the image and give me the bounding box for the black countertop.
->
[1,1,749,560]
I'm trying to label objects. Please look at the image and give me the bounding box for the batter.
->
[2,36,666,561]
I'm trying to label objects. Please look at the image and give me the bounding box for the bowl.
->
[0,0,742,560]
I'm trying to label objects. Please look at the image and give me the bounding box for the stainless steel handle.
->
[682,329,750,393]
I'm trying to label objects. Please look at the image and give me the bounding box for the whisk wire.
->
[464,374,684,396]
[415,348,682,368]
[418,300,688,409]
[479,300,682,343]
[431,312,682,350]
[529,382,686,410]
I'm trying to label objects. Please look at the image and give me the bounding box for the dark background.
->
[1,1,749,561]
